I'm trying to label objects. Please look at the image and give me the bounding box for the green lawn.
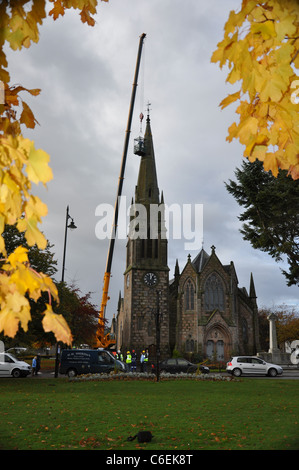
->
[0,377,298,450]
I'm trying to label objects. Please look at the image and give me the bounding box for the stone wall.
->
[257,351,291,365]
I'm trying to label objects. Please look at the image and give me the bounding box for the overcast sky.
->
[6,0,298,324]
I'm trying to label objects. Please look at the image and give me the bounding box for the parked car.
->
[226,356,283,377]
[153,357,209,374]
[6,347,27,356]
[0,353,31,378]
[59,349,127,377]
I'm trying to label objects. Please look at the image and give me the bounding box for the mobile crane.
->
[96,33,146,348]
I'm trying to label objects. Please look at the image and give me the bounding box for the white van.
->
[0,353,31,378]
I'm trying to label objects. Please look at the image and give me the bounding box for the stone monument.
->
[258,312,291,365]
[267,313,281,363]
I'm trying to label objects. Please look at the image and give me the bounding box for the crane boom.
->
[96,33,146,348]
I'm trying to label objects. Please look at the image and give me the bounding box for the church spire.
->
[249,272,257,299]
[134,111,160,205]
[128,111,168,268]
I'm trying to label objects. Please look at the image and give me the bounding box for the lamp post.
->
[155,290,161,382]
[54,205,77,378]
[61,205,77,283]
[144,291,162,381]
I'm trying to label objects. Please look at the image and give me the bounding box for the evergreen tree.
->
[225,161,299,286]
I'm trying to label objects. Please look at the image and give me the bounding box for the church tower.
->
[117,112,170,357]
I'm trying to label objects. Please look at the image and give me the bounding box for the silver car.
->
[226,356,283,377]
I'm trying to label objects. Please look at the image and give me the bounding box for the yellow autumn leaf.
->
[37,273,59,303]
[25,142,53,185]
[7,29,25,51]
[226,122,238,143]
[250,144,267,162]
[4,246,29,269]
[42,304,72,345]
[236,116,259,145]
[211,0,299,179]
[25,88,41,96]
[2,172,20,194]
[285,143,299,166]
[10,264,40,297]
[264,152,279,177]
[210,41,226,66]
[275,43,295,66]
[20,101,38,129]
[256,69,286,102]
[0,309,21,337]
[219,91,240,110]
[289,163,299,179]
[16,195,48,248]
[24,195,48,220]
[0,293,31,337]
[17,216,47,249]
[245,133,269,158]
[251,20,276,40]
[226,67,241,85]
[5,291,28,315]
[275,14,297,42]
[49,0,65,20]
[80,6,95,26]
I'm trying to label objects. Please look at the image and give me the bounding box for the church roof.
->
[191,248,210,272]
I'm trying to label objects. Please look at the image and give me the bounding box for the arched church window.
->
[242,318,248,344]
[186,338,195,352]
[137,316,143,330]
[185,279,195,310]
[148,321,153,337]
[204,273,224,311]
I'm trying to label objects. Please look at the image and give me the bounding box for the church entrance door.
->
[204,324,231,361]
[216,340,224,361]
[206,340,214,359]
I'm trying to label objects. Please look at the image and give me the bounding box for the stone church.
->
[115,114,260,361]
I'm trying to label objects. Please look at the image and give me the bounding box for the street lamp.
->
[61,205,77,283]
[154,290,162,382]
[144,291,162,382]
[55,205,77,378]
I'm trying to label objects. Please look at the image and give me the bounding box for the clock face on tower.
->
[143,272,158,287]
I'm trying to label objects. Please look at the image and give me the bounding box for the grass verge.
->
[0,377,298,450]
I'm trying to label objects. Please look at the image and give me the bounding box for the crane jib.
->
[97,33,147,347]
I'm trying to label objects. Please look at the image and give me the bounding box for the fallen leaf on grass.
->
[79,436,101,448]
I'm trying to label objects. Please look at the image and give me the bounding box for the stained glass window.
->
[205,273,224,311]
[185,279,195,310]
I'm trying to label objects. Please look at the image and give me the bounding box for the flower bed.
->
[69,371,236,382]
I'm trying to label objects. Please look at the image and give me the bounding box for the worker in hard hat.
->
[126,351,132,370]
[131,349,137,372]
[117,350,123,361]
[140,350,145,372]
[144,349,149,373]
